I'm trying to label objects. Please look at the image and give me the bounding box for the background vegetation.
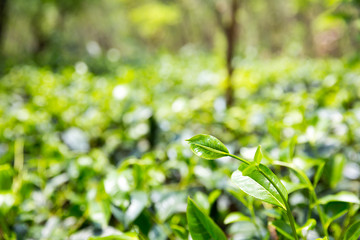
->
[1,0,360,239]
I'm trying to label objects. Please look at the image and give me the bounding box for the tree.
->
[0,0,8,55]
[211,0,240,107]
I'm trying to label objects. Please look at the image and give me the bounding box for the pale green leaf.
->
[224,212,251,224]
[88,233,138,240]
[254,146,262,165]
[231,164,288,209]
[318,191,360,205]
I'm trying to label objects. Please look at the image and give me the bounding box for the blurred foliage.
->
[0,52,360,239]
[1,0,360,239]
[2,0,360,70]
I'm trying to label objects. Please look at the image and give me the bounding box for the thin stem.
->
[248,197,263,239]
[227,154,249,165]
[284,200,298,240]
[311,191,328,237]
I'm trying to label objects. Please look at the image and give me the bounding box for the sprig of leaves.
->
[186,134,298,240]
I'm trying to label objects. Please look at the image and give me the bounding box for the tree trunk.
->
[224,0,239,107]
[0,0,8,54]
[32,8,47,56]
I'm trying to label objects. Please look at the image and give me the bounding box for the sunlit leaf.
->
[254,146,262,165]
[186,134,229,160]
[124,191,148,227]
[88,233,138,240]
[297,218,316,235]
[231,164,288,209]
[318,191,360,205]
[224,212,251,224]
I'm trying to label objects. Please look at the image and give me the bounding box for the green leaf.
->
[124,191,148,227]
[224,212,251,224]
[281,180,308,194]
[318,191,360,205]
[88,233,138,240]
[254,146,262,165]
[344,220,360,240]
[170,224,188,239]
[231,164,288,210]
[194,192,210,214]
[186,197,227,240]
[0,164,13,190]
[297,218,316,235]
[324,154,346,189]
[186,134,229,160]
[208,190,222,207]
[272,161,312,190]
[270,220,295,240]
[313,162,325,188]
[289,135,297,160]
[323,202,349,230]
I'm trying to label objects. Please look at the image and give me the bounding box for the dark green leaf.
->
[231,164,288,209]
[344,220,360,240]
[324,202,349,230]
[187,197,227,240]
[270,220,295,240]
[0,164,13,190]
[186,134,229,160]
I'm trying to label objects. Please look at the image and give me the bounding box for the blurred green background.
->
[1,0,360,239]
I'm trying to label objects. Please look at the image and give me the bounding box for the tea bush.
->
[0,55,360,239]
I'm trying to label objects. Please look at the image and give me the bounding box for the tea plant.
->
[186,134,360,240]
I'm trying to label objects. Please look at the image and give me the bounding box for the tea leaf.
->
[224,212,251,224]
[313,162,325,188]
[270,220,295,240]
[318,191,360,205]
[89,233,138,240]
[186,198,227,240]
[281,180,307,194]
[344,220,360,240]
[273,161,312,189]
[254,146,262,165]
[186,134,229,160]
[231,164,288,209]
[297,219,316,234]
[324,155,346,189]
